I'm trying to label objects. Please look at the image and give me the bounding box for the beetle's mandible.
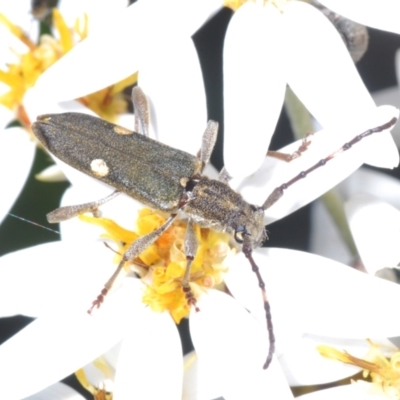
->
[32,87,398,370]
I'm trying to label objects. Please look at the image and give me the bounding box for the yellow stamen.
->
[224,0,247,10]
[52,9,73,53]
[75,358,113,400]
[318,345,382,373]
[318,340,400,397]
[74,13,89,40]
[0,14,35,50]
[81,208,234,323]
[0,9,136,131]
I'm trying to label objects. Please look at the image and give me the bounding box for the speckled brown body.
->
[32,112,266,248]
[185,176,266,246]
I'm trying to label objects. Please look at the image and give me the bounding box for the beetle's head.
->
[233,204,266,250]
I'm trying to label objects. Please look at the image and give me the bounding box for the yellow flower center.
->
[0,9,136,130]
[80,208,235,323]
[318,340,400,397]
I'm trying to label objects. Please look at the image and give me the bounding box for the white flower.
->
[0,0,36,224]
[296,383,392,399]
[23,381,86,400]
[222,0,398,179]
[0,1,130,224]
[296,339,400,399]
[33,0,400,181]
[3,242,400,398]
[311,168,400,274]
[2,1,400,398]
[1,103,400,399]
[0,123,35,224]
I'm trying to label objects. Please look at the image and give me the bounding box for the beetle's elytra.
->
[32,87,397,369]
[33,112,203,212]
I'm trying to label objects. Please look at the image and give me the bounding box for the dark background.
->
[1,5,400,399]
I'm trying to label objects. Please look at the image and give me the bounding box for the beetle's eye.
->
[234,225,247,243]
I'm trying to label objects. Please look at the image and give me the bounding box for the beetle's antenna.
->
[8,213,60,235]
[262,117,398,211]
[243,246,275,369]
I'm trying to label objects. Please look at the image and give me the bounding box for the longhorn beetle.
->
[32,87,397,369]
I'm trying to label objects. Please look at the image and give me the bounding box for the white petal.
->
[190,290,294,399]
[139,36,207,154]
[345,194,400,275]
[309,198,353,266]
[284,2,373,123]
[0,105,14,128]
[284,2,397,168]
[182,351,222,400]
[230,105,399,223]
[0,126,35,224]
[319,0,400,35]
[297,381,387,399]
[0,279,144,399]
[79,345,117,390]
[34,0,221,101]
[339,168,400,210]
[23,382,85,400]
[24,87,96,124]
[226,248,400,342]
[0,241,123,317]
[203,161,220,179]
[223,2,286,179]
[35,164,67,182]
[280,335,368,386]
[311,168,400,265]
[58,0,129,32]
[114,310,182,400]
[372,86,400,148]
[224,248,304,352]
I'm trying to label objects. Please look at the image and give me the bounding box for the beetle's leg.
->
[218,166,232,183]
[47,190,121,223]
[88,212,178,313]
[267,132,313,162]
[182,219,200,311]
[197,120,219,172]
[262,117,397,211]
[132,86,150,137]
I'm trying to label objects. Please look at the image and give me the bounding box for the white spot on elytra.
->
[90,159,109,177]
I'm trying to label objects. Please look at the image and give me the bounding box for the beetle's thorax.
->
[183,176,266,249]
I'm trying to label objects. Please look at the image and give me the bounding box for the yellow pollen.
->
[0,9,136,130]
[318,340,400,397]
[81,208,233,324]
